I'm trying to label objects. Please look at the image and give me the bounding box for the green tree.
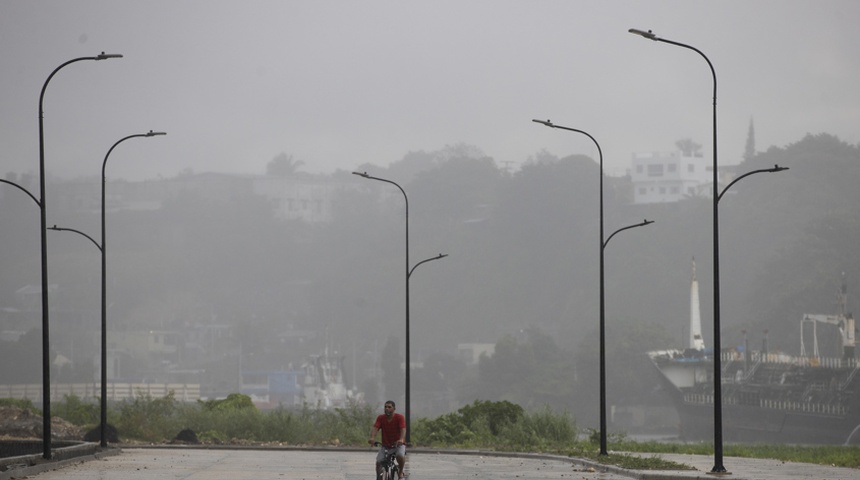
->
[675,138,703,156]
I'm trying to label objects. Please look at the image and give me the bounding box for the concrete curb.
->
[0,444,121,480]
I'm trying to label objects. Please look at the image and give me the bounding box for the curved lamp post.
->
[598,219,654,453]
[49,225,101,252]
[47,224,102,440]
[352,171,447,444]
[0,179,41,207]
[37,52,122,459]
[627,26,732,472]
[532,119,654,455]
[717,165,787,202]
[604,220,654,248]
[628,28,787,473]
[98,131,165,446]
[626,27,726,472]
[407,252,448,441]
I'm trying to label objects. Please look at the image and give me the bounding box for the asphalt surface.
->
[4,447,859,480]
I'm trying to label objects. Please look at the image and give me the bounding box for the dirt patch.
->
[0,407,83,441]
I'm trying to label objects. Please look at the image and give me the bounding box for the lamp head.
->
[770,164,789,173]
[352,171,369,178]
[145,130,167,137]
[628,28,657,40]
[531,119,555,128]
[643,219,655,226]
[96,52,123,60]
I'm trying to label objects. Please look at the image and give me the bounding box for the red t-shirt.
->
[373,413,406,446]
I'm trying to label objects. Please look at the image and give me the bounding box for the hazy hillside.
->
[2,134,858,421]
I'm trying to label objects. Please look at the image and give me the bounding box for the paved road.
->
[12,448,632,480]
[9,447,860,480]
[642,452,860,480]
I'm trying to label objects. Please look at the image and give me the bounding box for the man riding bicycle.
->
[368,400,406,479]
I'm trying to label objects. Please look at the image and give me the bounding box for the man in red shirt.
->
[368,400,406,479]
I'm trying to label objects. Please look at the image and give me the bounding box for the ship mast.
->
[690,258,706,350]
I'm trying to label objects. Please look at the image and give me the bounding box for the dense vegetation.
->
[5,395,860,470]
[3,133,860,433]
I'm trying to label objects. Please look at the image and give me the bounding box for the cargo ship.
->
[649,260,860,444]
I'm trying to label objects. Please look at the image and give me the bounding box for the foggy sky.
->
[1,1,858,182]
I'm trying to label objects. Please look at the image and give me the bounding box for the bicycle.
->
[373,442,402,480]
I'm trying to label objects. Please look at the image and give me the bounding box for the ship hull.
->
[651,351,860,445]
[673,400,860,445]
[654,263,860,444]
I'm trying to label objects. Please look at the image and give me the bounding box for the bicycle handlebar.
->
[372,441,410,448]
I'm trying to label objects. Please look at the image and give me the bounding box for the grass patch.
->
[612,438,860,469]
[23,395,860,470]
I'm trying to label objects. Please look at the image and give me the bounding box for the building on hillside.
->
[630,151,711,204]
[629,151,740,205]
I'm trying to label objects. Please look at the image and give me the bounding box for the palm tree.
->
[266,153,305,176]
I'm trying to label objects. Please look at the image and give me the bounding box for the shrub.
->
[115,391,181,442]
[198,393,256,412]
[52,395,99,426]
[458,400,524,436]
[498,406,576,449]
[183,400,263,441]
[413,399,540,448]
[261,401,373,445]
[0,398,40,414]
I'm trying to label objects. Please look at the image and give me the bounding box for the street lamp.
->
[600,218,654,445]
[37,51,122,459]
[627,26,728,472]
[629,28,787,473]
[532,119,653,455]
[48,224,102,441]
[408,251,448,440]
[352,171,446,444]
[99,131,165,446]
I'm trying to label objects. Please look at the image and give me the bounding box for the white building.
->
[252,175,346,223]
[630,151,713,204]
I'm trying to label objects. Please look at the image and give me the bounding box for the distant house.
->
[630,151,711,204]
[630,151,738,205]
